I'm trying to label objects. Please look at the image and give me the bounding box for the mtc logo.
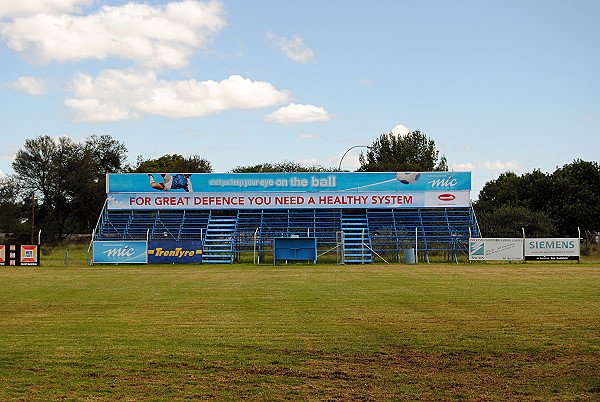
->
[103,246,135,258]
[427,176,458,187]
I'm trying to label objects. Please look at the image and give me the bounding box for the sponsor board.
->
[93,241,147,264]
[107,172,472,193]
[524,238,580,261]
[0,244,40,266]
[147,241,203,263]
[469,238,524,261]
[424,192,470,207]
[107,191,471,210]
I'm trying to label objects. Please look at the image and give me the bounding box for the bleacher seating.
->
[94,207,480,263]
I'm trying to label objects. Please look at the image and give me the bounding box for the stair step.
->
[341,215,371,264]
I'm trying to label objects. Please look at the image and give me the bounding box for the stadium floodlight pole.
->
[338,145,371,171]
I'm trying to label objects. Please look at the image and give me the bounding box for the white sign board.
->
[469,238,524,261]
[107,191,471,210]
[524,238,580,260]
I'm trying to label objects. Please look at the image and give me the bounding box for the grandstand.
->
[94,206,480,264]
[92,171,480,264]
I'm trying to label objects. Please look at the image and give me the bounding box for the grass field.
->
[1,250,598,400]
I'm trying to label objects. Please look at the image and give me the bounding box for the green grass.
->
[1,255,598,400]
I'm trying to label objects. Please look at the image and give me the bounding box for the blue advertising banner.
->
[93,241,147,264]
[107,172,471,193]
[147,241,203,263]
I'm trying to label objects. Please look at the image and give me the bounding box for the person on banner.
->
[148,173,193,192]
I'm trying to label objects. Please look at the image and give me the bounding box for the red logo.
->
[438,194,456,201]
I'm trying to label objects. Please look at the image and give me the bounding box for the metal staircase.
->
[202,213,238,264]
[341,212,372,263]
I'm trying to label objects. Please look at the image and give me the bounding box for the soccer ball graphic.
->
[395,172,421,184]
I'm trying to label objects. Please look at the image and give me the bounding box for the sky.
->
[0,0,598,198]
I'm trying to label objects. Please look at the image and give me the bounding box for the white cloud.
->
[266,31,314,63]
[0,0,226,70]
[332,149,362,171]
[452,159,525,173]
[301,152,359,171]
[298,133,323,139]
[11,76,47,96]
[65,69,291,123]
[478,159,524,171]
[300,157,318,165]
[264,103,330,124]
[0,0,96,18]
[390,124,410,137]
[451,162,475,171]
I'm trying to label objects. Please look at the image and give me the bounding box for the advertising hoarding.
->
[0,244,40,266]
[524,238,580,261]
[107,172,471,193]
[147,241,203,263]
[469,238,524,261]
[107,190,471,210]
[93,241,147,264]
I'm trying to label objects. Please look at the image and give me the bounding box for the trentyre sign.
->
[147,241,202,263]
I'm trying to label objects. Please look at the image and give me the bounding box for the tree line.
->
[0,131,598,244]
[473,160,600,239]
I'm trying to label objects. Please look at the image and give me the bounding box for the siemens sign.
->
[525,238,580,261]
[93,241,147,264]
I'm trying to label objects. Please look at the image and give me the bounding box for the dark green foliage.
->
[132,154,212,173]
[230,160,336,173]
[475,160,600,237]
[358,130,448,172]
[549,160,600,235]
[0,176,29,241]
[11,135,127,243]
[477,205,556,238]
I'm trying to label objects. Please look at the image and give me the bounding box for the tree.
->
[230,161,337,173]
[473,160,600,237]
[12,135,128,243]
[477,205,556,238]
[475,170,554,214]
[72,135,128,232]
[131,154,212,173]
[358,130,448,172]
[473,172,523,213]
[549,159,600,235]
[0,176,29,241]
